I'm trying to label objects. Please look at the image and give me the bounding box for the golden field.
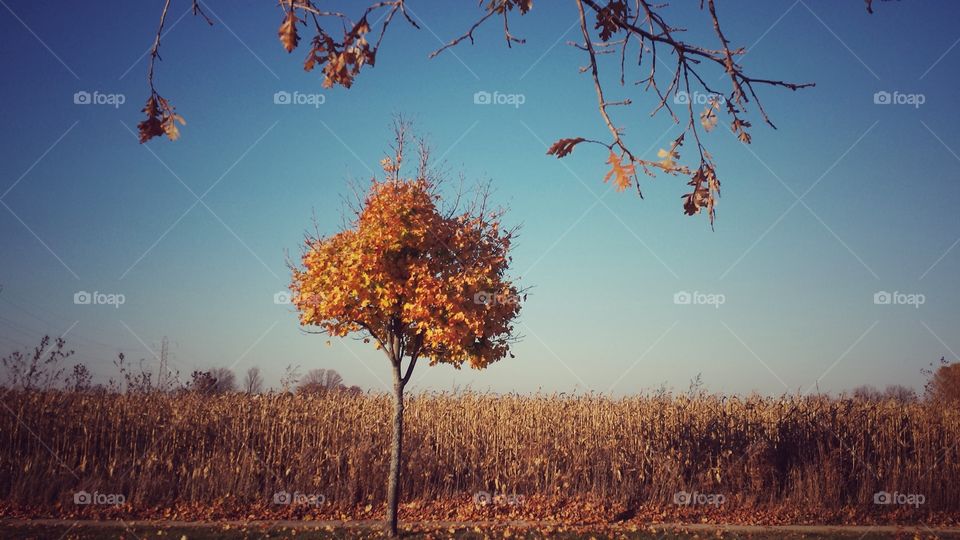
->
[1,390,958,522]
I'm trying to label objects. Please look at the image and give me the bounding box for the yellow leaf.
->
[603,151,636,192]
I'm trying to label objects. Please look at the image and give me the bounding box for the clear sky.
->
[1,0,958,395]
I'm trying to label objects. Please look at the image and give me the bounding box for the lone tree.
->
[289,123,522,536]
[243,366,264,394]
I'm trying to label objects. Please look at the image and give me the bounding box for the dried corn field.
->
[1,390,958,519]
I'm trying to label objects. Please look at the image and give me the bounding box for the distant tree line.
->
[0,335,361,396]
[2,335,959,403]
[845,384,918,403]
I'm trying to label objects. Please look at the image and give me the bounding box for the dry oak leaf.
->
[700,101,720,132]
[594,0,628,41]
[279,10,300,53]
[137,94,185,143]
[657,147,679,170]
[546,137,585,158]
[603,151,635,192]
[163,111,186,141]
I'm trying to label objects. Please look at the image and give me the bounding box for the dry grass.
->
[1,390,958,516]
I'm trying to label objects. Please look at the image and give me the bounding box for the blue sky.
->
[1,0,958,395]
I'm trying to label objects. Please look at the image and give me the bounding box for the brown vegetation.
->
[1,390,957,524]
[926,358,960,405]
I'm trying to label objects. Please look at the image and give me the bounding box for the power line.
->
[0,296,141,352]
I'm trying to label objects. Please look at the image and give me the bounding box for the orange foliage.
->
[278,10,300,53]
[603,150,636,192]
[290,146,520,370]
[137,93,184,143]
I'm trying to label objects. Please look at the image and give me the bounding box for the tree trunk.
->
[386,368,404,537]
